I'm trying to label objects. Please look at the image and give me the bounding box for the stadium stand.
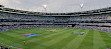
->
[0,5,111,33]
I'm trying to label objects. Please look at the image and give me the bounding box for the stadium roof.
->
[0,4,111,16]
[0,0,111,13]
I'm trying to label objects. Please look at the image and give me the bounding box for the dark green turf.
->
[0,27,111,49]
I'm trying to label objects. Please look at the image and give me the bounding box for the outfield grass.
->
[0,27,111,49]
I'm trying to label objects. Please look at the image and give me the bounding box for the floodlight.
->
[43,5,47,8]
[80,3,84,8]
[42,4,47,12]
[80,3,84,12]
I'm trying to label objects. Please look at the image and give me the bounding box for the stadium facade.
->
[0,5,111,33]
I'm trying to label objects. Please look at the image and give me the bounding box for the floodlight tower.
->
[80,3,84,12]
[43,4,47,12]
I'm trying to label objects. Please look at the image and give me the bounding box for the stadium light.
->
[43,4,47,12]
[80,3,84,12]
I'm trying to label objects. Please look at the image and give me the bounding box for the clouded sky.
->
[0,0,111,13]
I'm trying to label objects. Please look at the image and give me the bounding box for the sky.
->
[0,0,111,13]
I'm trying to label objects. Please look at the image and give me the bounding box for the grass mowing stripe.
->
[45,29,82,49]
[0,33,29,48]
[16,28,74,49]
[2,29,59,40]
[62,29,89,49]
[0,37,26,48]
[93,31,106,49]
[77,30,94,49]
[99,31,111,48]
[25,28,67,41]
[46,34,78,49]
[1,29,41,39]
[2,31,26,39]
[1,27,111,49]
[32,29,74,49]
[27,28,74,42]
[3,27,65,41]
[0,33,23,43]
[41,28,74,38]
[29,29,75,48]
[0,27,66,48]
[42,32,71,46]
[0,35,28,48]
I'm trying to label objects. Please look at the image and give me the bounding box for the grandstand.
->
[0,5,111,32]
[0,4,111,49]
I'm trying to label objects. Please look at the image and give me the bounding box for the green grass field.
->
[0,27,111,49]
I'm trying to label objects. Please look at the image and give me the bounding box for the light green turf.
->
[0,27,111,49]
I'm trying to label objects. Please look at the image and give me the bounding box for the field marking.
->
[93,31,106,49]
[62,29,89,49]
